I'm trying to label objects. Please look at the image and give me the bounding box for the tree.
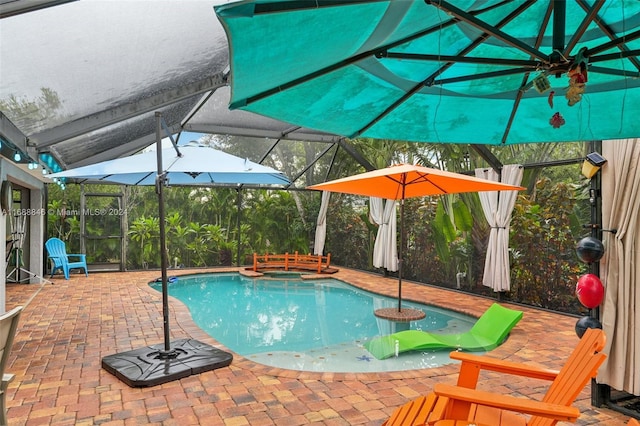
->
[44,137,592,315]
[128,216,159,269]
[0,88,62,130]
[508,177,586,311]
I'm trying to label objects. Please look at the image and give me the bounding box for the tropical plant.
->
[165,212,190,267]
[430,197,474,281]
[508,178,586,312]
[202,223,228,265]
[128,216,159,269]
[44,136,594,316]
[245,189,308,254]
[47,199,73,241]
[185,222,211,267]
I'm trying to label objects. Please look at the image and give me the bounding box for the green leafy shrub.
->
[507,178,586,312]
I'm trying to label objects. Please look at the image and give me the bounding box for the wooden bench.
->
[252,252,332,274]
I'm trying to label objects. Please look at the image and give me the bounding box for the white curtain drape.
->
[598,138,640,395]
[313,191,331,255]
[369,197,398,272]
[475,164,523,292]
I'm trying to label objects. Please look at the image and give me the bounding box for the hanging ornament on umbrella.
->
[566,61,588,106]
[565,48,589,107]
[532,72,563,128]
[549,112,565,128]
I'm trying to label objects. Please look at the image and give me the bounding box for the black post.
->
[589,141,608,406]
[552,0,566,53]
[397,198,404,312]
[236,188,241,267]
[155,112,172,356]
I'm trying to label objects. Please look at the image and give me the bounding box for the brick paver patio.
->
[4,267,632,425]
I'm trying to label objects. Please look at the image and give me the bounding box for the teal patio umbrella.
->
[215,0,640,145]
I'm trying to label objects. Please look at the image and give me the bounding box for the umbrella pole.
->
[155,112,174,357]
[236,188,241,267]
[100,113,234,387]
[398,199,404,312]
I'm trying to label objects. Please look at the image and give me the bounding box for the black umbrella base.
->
[102,338,233,387]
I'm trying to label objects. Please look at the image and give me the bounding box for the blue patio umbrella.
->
[48,116,290,386]
[48,144,291,187]
[215,0,640,145]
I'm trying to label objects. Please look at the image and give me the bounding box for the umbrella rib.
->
[351,81,426,139]
[411,172,447,194]
[588,64,640,78]
[355,0,535,138]
[231,0,507,109]
[420,0,535,87]
[433,67,537,86]
[430,4,547,87]
[245,0,379,15]
[384,175,405,187]
[502,84,525,145]
[383,52,540,68]
[585,29,640,58]
[134,173,153,186]
[502,1,552,144]
[428,0,549,62]
[574,0,640,72]
[247,0,510,17]
[375,0,515,55]
[590,49,640,65]
[563,1,603,57]
[232,3,458,108]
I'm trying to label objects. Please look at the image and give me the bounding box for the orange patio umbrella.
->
[308,164,525,312]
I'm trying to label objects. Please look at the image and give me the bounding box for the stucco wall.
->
[1,158,47,312]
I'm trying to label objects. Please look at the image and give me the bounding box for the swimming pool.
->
[150,272,477,373]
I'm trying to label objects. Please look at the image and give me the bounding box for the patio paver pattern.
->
[4,268,631,425]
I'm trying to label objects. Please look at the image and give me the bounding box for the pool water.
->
[150,273,477,373]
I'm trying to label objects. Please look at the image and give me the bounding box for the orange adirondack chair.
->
[384,327,607,426]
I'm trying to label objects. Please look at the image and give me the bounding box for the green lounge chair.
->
[364,303,523,360]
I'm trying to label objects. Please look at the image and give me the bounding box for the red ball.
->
[576,274,605,308]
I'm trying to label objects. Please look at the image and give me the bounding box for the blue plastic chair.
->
[45,238,88,279]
